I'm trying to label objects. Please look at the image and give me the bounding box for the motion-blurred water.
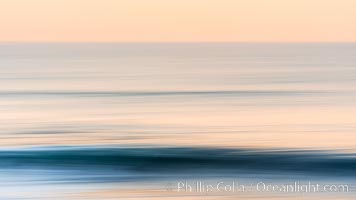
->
[0,43,356,199]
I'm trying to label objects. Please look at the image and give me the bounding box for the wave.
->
[1,147,356,176]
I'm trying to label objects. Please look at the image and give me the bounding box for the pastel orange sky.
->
[0,0,355,42]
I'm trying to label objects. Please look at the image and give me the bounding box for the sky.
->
[0,0,355,42]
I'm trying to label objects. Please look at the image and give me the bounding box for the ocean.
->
[0,43,355,199]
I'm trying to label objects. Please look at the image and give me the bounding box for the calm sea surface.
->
[0,43,355,199]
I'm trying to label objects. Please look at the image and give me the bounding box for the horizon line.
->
[1,41,356,44]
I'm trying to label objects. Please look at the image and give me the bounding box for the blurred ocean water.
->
[0,43,356,199]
